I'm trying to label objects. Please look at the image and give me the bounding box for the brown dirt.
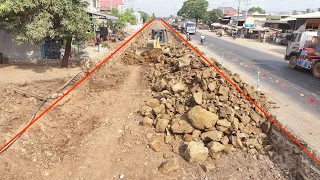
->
[0,21,306,180]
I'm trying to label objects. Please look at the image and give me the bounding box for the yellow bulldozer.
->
[136,29,169,54]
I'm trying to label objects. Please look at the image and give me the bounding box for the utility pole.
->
[236,0,241,26]
[222,2,226,15]
[244,0,251,20]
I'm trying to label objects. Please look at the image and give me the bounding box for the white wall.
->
[0,30,41,63]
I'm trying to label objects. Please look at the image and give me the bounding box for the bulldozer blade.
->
[135,47,149,55]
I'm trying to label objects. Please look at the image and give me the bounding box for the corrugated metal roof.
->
[87,10,118,20]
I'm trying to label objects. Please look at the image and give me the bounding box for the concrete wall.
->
[0,30,41,63]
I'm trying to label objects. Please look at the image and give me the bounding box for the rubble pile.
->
[138,44,275,172]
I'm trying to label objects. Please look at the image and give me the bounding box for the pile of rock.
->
[138,44,274,173]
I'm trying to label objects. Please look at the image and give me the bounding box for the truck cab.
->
[284,31,317,68]
[185,22,196,35]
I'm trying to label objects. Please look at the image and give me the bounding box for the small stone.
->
[218,86,229,96]
[232,118,239,130]
[146,98,160,108]
[248,148,257,155]
[171,120,194,134]
[51,93,59,99]
[142,117,154,127]
[264,145,273,152]
[158,158,179,174]
[165,135,173,144]
[183,134,192,142]
[208,82,216,92]
[208,141,225,155]
[223,144,234,154]
[192,130,201,141]
[149,139,163,152]
[172,83,186,92]
[184,141,208,163]
[217,119,231,128]
[155,119,169,133]
[200,130,223,141]
[231,136,243,148]
[221,136,229,145]
[200,163,216,172]
[193,92,203,105]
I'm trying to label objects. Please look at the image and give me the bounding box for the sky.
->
[123,0,320,17]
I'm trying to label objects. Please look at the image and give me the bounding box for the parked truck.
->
[284,29,320,78]
[184,21,196,35]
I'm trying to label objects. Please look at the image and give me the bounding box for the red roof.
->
[100,0,124,11]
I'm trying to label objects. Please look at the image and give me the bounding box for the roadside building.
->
[99,0,125,12]
[218,7,238,16]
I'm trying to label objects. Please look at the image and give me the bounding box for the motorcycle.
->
[200,38,205,45]
[232,34,237,39]
[218,33,222,37]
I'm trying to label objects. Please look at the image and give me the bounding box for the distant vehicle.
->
[184,21,196,35]
[285,30,320,78]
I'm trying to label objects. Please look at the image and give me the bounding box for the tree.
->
[106,8,137,32]
[318,8,320,12]
[203,9,222,27]
[139,11,150,23]
[292,10,298,15]
[151,13,156,19]
[0,0,91,68]
[177,0,209,24]
[248,7,266,14]
[306,8,311,13]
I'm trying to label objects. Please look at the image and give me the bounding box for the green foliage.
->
[203,9,222,27]
[139,11,150,23]
[177,0,209,24]
[106,8,137,32]
[0,0,91,44]
[248,7,266,14]
[306,8,311,13]
[151,13,156,18]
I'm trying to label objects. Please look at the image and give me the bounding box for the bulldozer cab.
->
[151,29,168,45]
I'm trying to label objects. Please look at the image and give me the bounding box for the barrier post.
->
[257,70,261,91]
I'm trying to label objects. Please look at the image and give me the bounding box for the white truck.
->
[284,31,317,68]
[184,21,196,35]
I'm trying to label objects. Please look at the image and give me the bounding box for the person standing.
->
[96,35,102,52]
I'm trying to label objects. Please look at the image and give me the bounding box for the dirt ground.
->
[0,21,290,180]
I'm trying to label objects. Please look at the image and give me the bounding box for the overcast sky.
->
[123,0,320,17]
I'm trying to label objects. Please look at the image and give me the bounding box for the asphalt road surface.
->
[192,32,320,115]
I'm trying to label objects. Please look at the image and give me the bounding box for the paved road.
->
[192,32,320,114]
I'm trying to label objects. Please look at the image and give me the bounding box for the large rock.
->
[184,141,208,163]
[231,136,243,148]
[158,158,179,174]
[171,120,194,134]
[155,119,170,133]
[200,130,223,141]
[187,106,218,130]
